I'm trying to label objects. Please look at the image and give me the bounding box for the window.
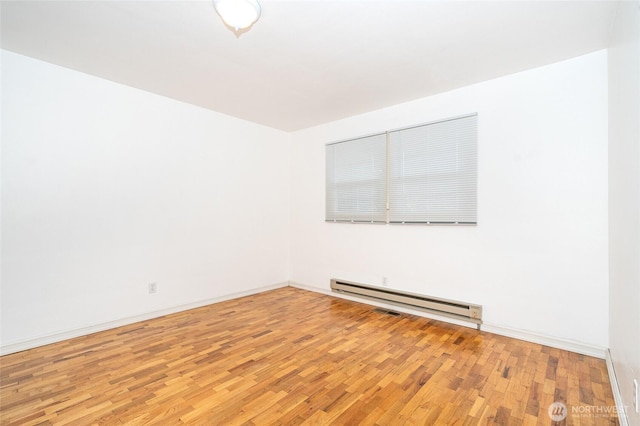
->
[325,133,387,223]
[325,114,477,225]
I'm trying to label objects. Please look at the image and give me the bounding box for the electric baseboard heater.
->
[330,279,482,329]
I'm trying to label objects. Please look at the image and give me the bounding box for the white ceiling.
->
[1,0,618,132]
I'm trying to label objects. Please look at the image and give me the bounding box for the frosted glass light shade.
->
[213,0,261,31]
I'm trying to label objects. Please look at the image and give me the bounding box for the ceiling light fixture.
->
[213,0,261,32]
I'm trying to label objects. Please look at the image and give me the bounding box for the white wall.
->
[0,50,291,348]
[290,51,609,348]
[608,1,640,423]
[0,47,614,358]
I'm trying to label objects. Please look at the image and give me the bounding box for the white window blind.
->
[388,115,477,224]
[325,114,477,225]
[325,134,387,223]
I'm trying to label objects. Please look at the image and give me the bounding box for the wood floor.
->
[1,287,617,425]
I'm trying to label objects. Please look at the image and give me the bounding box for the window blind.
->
[388,115,477,224]
[325,134,387,223]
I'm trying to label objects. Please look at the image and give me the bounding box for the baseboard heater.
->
[330,279,482,329]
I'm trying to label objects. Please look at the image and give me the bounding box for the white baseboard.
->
[481,324,607,359]
[605,349,630,426]
[289,281,607,359]
[0,282,289,356]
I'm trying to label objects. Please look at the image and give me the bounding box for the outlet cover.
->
[148,282,157,294]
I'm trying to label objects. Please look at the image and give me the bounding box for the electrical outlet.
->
[148,282,157,294]
[634,379,639,413]
[382,276,388,287]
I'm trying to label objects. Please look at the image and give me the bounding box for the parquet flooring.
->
[0,287,617,425]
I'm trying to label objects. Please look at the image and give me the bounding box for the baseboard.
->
[605,349,630,426]
[289,281,607,359]
[481,324,607,359]
[0,282,289,356]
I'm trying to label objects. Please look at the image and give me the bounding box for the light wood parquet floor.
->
[0,287,617,425]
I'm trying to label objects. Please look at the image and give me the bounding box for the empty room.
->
[1,0,639,424]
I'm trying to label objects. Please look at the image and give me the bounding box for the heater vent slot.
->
[373,308,401,317]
